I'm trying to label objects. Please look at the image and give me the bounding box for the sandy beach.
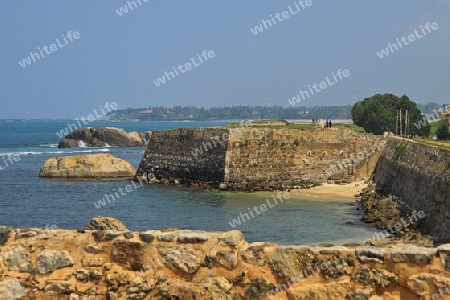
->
[289,180,367,200]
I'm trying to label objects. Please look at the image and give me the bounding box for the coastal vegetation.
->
[436,119,450,140]
[108,102,441,122]
[109,105,353,120]
[395,142,407,157]
[351,93,429,137]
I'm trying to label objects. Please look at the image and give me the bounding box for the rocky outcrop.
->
[136,127,384,191]
[58,127,146,148]
[356,187,433,247]
[39,153,136,178]
[0,226,448,299]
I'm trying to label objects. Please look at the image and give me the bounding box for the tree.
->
[436,121,449,140]
[351,93,429,136]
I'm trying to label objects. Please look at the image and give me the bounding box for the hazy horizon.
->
[1,1,449,118]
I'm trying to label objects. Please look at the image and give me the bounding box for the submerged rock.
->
[39,153,136,178]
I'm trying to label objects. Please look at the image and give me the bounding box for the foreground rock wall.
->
[0,227,449,299]
[136,127,384,191]
[374,138,450,245]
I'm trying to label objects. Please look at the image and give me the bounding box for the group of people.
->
[325,119,332,128]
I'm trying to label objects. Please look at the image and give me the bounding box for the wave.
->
[39,144,58,148]
[0,148,110,157]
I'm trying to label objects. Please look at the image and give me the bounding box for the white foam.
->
[0,148,110,156]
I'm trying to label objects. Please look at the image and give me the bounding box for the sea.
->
[0,120,378,245]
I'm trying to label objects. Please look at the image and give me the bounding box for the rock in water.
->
[57,139,80,148]
[128,131,145,145]
[39,153,136,178]
[84,216,128,231]
[65,127,96,143]
[57,127,146,148]
[145,131,152,141]
[92,127,145,147]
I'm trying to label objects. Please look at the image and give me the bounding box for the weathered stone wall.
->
[224,127,383,191]
[136,127,384,191]
[0,227,449,299]
[374,138,450,245]
[136,128,229,186]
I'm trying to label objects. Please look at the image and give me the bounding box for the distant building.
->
[445,111,450,131]
[139,110,153,115]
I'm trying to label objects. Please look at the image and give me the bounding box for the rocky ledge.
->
[0,217,449,299]
[355,184,434,248]
[58,127,150,148]
[39,154,136,178]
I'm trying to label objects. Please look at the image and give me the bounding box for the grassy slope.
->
[226,121,367,133]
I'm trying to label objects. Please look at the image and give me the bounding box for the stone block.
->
[437,244,450,268]
[139,231,155,243]
[356,247,386,263]
[158,232,175,242]
[391,246,436,264]
[218,231,244,246]
[178,232,209,243]
[37,249,74,275]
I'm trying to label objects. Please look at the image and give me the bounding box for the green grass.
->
[413,138,450,151]
[226,121,366,133]
[226,123,315,130]
[333,123,366,134]
[254,123,315,129]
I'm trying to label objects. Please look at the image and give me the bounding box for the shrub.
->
[436,121,449,140]
[395,143,406,156]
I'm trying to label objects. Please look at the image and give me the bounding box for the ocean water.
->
[0,120,378,245]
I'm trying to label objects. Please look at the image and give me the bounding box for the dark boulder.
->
[57,139,80,148]
[92,127,145,147]
[58,127,146,148]
[65,127,95,143]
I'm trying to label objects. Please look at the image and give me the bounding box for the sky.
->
[0,0,449,118]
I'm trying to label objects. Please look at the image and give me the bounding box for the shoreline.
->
[242,180,367,201]
[289,180,367,200]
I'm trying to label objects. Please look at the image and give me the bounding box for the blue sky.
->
[0,0,449,118]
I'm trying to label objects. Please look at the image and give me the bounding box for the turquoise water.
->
[0,120,378,245]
